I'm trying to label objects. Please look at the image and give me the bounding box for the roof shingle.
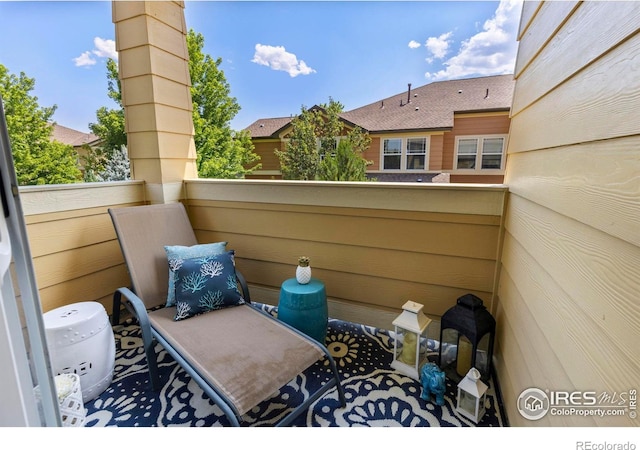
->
[50,123,100,147]
[245,74,515,137]
[341,74,515,132]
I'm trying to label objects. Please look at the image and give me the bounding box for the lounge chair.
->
[108,202,345,426]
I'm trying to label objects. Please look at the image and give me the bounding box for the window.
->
[406,138,426,170]
[481,138,504,169]
[455,136,506,171]
[383,138,402,170]
[319,136,346,160]
[382,137,429,170]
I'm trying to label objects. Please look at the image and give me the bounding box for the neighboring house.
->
[50,123,101,176]
[245,74,514,183]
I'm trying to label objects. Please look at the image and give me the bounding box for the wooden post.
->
[113,1,197,204]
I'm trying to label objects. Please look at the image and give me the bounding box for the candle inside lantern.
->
[456,335,472,376]
[398,331,417,366]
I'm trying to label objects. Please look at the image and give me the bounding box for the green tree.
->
[95,145,130,182]
[89,58,125,153]
[0,64,81,185]
[88,32,260,180]
[275,105,321,180]
[86,58,126,182]
[276,98,372,181]
[318,134,372,182]
[187,29,260,178]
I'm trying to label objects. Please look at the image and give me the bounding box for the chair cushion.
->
[164,241,227,307]
[173,250,245,321]
[148,304,325,416]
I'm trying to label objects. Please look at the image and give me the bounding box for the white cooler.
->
[44,301,115,403]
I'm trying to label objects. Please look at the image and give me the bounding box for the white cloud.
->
[92,37,117,60]
[251,44,316,77]
[425,0,522,81]
[73,51,96,67]
[74,37,117,68]
[408,40,421,49]
[425,31,453,63]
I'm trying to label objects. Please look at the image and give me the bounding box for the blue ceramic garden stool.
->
[278,278,328,344]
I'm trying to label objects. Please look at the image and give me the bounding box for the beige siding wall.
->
[184,179,506,331]
[497,1,640,426]
[19,182,146,314]
[17,180,505,333]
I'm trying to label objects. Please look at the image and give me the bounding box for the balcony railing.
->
[20,179,507,331]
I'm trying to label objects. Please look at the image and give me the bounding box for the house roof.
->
[245,117,294,139]
[50,123,100,147]
[341,74,514,133]
[246,74,515,138]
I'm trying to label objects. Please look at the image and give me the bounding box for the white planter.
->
[296,265,312,284]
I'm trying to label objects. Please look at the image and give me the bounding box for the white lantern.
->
[456,367,488,424]
[391,301,432,380]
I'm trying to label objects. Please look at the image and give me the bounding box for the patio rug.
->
[84,304,505,427]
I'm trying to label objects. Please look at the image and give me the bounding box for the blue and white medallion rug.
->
[84,304,504,427]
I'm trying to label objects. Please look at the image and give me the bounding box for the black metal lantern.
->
[438,294,495,382]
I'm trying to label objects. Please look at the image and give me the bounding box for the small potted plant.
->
[296,256,311,284]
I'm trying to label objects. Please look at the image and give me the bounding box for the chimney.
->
[485,88,489,99]
[407,83,412,104]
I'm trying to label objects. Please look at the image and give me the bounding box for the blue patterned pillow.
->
[164,242,227,307]
[173,250,245,321]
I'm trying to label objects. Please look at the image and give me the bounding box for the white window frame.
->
[381,136,430,171]
[318,136,347,161]
[453,135,507,173]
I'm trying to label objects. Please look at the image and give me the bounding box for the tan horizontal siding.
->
[185,180,506,324]
[499,0,640,426]
[189,201,500,260]
[25,211,122,258]
[18,182,146,313]
[232,257,489,321]
[252,140,281,171]
[505,195,640,374]
[516,0,541,41]
[363,136,381,171]
[450,113,510,136]
[200,230,496,293]
[513,0,579,77]
[428,134,444,171]
[506,137,640,247]
[37,265,130,315]
[449,175,504,184]
[512,1,640,114]
[185,179,507,216]
[509,33,640,154]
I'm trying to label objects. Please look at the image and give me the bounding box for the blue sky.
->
[0,1,522,133]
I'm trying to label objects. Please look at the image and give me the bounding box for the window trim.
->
[453,134,507,173]
[380,136,430,171]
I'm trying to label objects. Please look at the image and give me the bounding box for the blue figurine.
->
[420,362,446,406]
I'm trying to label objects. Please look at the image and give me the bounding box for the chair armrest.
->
[236,270,251,303]
[113,287,162,390]
[113,287,154,345]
